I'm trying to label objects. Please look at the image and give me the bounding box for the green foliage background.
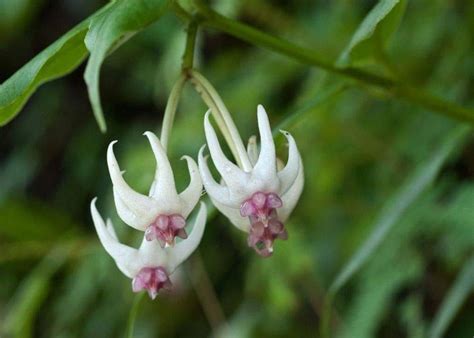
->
[0,0,473,337]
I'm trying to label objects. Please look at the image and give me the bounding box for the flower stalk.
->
[189,69,253,171]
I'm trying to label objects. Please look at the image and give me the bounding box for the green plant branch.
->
[177,2,474,125]
[182,21,198,70]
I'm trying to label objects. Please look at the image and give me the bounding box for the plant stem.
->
[189,252,228,335]
[160,74,187,151]
[161,21,199,151]
[189,69,253,171]
[182,21,198,70]
[183,3,474,125]
[125,292,145,338]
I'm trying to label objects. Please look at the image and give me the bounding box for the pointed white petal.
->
[211,198,250,233]
[253,105,277,179]
[279,159,304,222]
[204,112,247,189]
[148,180,157,197]
[112,187,150,231]
[179,155,203,218]
[105,219,118,240]
[167,202,207,272]
[90,198,139,278]
[277,131,301,195]
[198,145,232,206]
[246,135,259,166]
[143,131,179,200]
[107,141,158,222]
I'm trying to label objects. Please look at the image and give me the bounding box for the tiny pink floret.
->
[240,192,287,257]
[145,214,187,247]
[132,266,172,299]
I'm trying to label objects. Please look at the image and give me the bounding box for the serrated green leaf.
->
[84,0,171,132]
[0,3,112,127]
[337,0,407,67]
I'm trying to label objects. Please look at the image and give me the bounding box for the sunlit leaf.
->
[83,0,171,132]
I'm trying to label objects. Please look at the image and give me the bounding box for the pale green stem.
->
[189,69,253,172]
[160,74,187,152]
[125,292,145,338]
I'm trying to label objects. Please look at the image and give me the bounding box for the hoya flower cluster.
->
[92,105,303,299]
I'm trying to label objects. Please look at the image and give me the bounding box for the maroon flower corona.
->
[240,192,288,257]
[145,214,188,247]
[132,267,172,299]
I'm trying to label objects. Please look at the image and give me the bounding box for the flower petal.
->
[90,198,139,278]
[179,155,203,218]
[198,145,232,205]
[107,141,159,222]
[204,112,247,189]
[211,198,250,233]
[246,135,259,166]
[143,131,180,204]
[279,159,304,222]
[277,131,301,195]
[253,105,277,180]
[113,187,150,231]
[167,202,207,272]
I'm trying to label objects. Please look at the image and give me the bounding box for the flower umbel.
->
[91,199,207,299]
[107,131,202,247]
[199,105,304,257]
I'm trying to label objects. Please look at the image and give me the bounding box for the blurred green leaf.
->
[0,199,80,241]
[84,0,171,132]
[337,0,407,67]
[429,255,474,338]
[329,125,469,295]
[2,249,68,338]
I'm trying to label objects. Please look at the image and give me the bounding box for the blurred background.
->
[1,0,473,337]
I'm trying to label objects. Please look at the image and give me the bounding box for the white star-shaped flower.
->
[199,105,303,256]
[108,131,203,247]
[91,198,206,299]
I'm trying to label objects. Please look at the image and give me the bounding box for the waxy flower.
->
[91,199,207,299]
[199,105,304,257]
[108,131,203,247]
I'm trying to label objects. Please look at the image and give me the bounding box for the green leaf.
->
[0,23,88,126]
[84,0,171,132]
[2,249,69,338]
[429,255,474,338]
[0,3,112,127]
[329,125,469,295]
[337,0,407,67]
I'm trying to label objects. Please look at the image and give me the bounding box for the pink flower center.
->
[145,214,187,247]
[132,266,172,300]
[240,192,287,257]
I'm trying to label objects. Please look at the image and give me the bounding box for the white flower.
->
[91,198,207,299]
[198,105,304,257]
[107,131,203,247]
